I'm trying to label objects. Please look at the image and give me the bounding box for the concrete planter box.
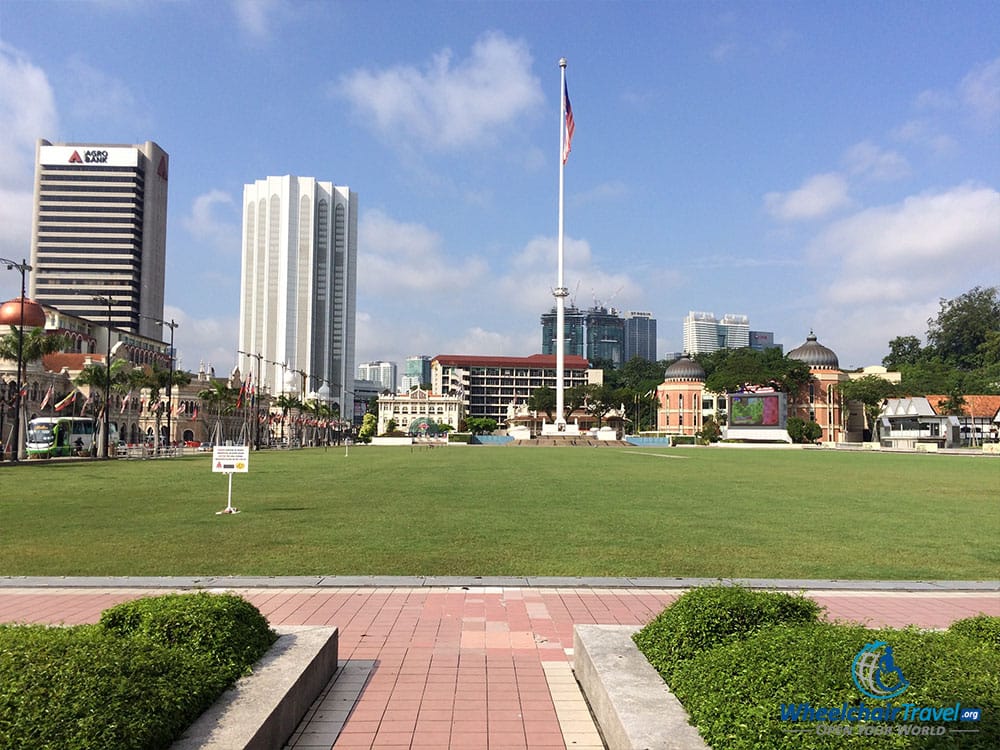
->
[172,625,338,750]
[574,624,710,750]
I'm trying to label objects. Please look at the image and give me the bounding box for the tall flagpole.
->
[554,57,569,429]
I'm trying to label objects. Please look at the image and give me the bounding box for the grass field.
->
[1,446,997,580]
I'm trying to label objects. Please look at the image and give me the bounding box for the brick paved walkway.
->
[1,586,997,749]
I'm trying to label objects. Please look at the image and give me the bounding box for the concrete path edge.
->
[574,624,710,750]
[171,625,339,750]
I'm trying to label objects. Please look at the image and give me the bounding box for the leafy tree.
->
[935,389,967,417]
[840,374,898,441]
[697,415,722,444]
[927,286,1000,370]
[582,383,620,427]
[563,384,589,420]
[882,335,925,370]
[465,417,498,435]
[787,417,822,444]
[357,413,376,443]
[527,386,556,420]
[704,348,811,395]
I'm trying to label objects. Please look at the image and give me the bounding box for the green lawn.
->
[1,446,997,579]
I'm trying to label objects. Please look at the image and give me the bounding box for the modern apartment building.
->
[238,175,357,418]
[28,139,169,338]
[682,311,750,354]
[431,353,600,423]
[358,360,398,392]
[623,311,657,362]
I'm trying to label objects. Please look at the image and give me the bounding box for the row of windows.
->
[40,185,142,194]
[38,195,143,205]
[40,206,143,215]
[38,235,141,244]
[42,165,142,174]
[36,248,141,258]
[42,174,143,184]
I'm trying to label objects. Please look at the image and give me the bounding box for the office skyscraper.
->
[29,139,169,338]
[401,355,432,391]
[624,311,657,362]
[541,306,586,357]
[238,176,357,417]
[586,306,625,366]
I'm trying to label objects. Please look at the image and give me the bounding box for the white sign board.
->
[212,445,249,473]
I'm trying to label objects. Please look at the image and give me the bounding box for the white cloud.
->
[230,0,288,41]
[337,32,544,151]
[65,56,148,130]
[960,56,1000,126]
[161,305,238,377]
[0,45,57,293]
[764,173,851,221]
[181,190,239,254]
[358,209,488,297]
[815,184,1000,273]
[806,184,1000,363]
[892,119,957,156]
[842,141,910,181]
[0,44,57,189]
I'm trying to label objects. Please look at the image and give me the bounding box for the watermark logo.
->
[852,641,910,700]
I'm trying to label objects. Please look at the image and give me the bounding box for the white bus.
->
[26,417,117,458]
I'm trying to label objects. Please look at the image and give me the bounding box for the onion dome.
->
[664,355,705,382]
[788,331,839,369]
[0,297,46,328]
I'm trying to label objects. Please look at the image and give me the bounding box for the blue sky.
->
[1,0,998,376]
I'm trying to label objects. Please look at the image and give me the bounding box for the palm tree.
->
[0,326,68,364]
[272,394,302,445]
[197,380,238,444]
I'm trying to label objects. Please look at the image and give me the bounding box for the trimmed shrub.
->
[668,623,1000,749]
[633,585,822,681]
[949,614,1000,650]
[0,624,229,750]
[99,592,277,682]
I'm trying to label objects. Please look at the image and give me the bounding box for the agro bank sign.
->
[40,145,140,168]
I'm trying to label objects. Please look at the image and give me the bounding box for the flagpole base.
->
[216,507,240,515]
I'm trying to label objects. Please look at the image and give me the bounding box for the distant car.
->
[197,442,215,452]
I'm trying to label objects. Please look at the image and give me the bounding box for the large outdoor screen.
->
[729,393,786,427]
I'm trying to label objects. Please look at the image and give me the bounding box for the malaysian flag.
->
[54,390,77,412]
[562,79,575,164]
[39,384,54,410]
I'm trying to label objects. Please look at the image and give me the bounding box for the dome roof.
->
[0,297,46,328]
[788,331,839,369]
[664,355,705,382]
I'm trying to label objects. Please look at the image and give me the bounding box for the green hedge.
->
[99,592,276,682]
[634,587,1000,749]
[0,593,277,750]
[633,584,822,682]
[668,623,999,749]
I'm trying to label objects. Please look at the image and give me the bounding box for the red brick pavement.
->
[1,587,996,749]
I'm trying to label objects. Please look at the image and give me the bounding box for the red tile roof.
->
[431,353,591,369]
[41,352,106,373]
[925,394,1000,418]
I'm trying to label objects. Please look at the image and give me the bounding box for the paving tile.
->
[3,584,995,749]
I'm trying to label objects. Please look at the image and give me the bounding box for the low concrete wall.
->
[172,625,339,750]
[371,436,412,446]
[574,624,710,750]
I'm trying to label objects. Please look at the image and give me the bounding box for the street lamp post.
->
[1,258,31,462]
[92,295,114,459]
[141,316,178,454]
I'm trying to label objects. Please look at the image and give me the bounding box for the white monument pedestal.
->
[541,421,581,436]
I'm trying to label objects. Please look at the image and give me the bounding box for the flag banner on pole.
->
[39,385,54,410]
[121,391,131,413]
[54,390,77,412]
[562,79,575,164]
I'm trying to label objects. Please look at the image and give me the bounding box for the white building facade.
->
[358,360,397,392]
[238,176,357,419]
[29,139,169,339]
[682,311,750,354]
